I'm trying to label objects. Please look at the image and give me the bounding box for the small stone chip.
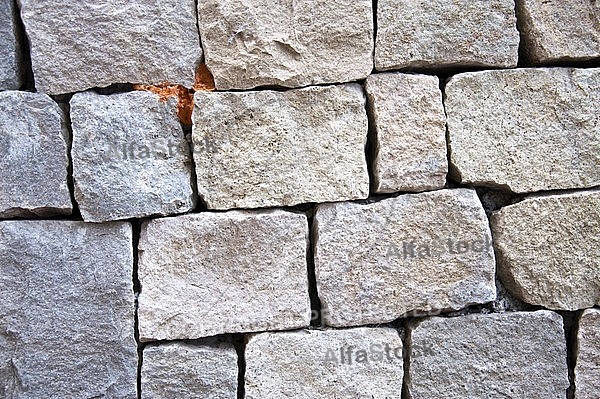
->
[446,68,600,193]
[375,0,519,71]
[70,91,196,222]
[138,210,311,341]
[365,73,447,193]
[0,91,71,217]
[197,0,374,90]
[0,0,22,90]
[575,308,600,399]
[245,328,403,399]
[314,189,496,327]
[491,190,600,310]
[0,221,137,399]
[408,311,569,398]
[142,342,238,399]
[19,0,202,94]
[517,0,600,64]
[192,84,369,210]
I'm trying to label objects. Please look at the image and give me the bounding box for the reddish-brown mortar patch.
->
[133,64,215,125]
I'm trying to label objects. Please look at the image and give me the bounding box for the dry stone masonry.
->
[1,0,599,397]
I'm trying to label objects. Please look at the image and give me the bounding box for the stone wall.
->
[1,0,599,398]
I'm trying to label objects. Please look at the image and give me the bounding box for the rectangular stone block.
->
[446,68,600,193]
[408,311,569,398]
[365,73,447,193]
[138,210,311,341]
[142,341,238,399]
[0,0,22,90]
[70,91,196,222]
[192,84,369,210]
[375,0,519,71]
[314,189,496,327]
[491,189,600,310]
[517,0,600,64]
[0,221,136,398]
[0,91,71,217]
[19,0,202,94]
[576,308,600,399]
[245,328,403,399]
[197,0,373,90]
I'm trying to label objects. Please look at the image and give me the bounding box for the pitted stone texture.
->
[576,308,600,399]
[375,0,519,71]
[491,190,600,310]
[0,221,136,399]
[446,68,600,193]
[0,91,71,217]
[408,311,569,398]
[142,342,238,399]
[18,0,202,95]
[138,210,311,341]
[0,0,22,90]
[517,0,600,64]
[314,189,496,327]
[365,73,447,193]
[193,84,369,210]
[245,328,403,399]
[70,91,195,222]
[197,0,373,90]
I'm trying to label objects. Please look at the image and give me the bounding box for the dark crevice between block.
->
[306,206,322,327]
[371,0,378,75]
[438,76,461,189]
[12,0,34,91]
[56,97,83,221]
[181,123,205,213]
[363,79,380,196]
[233,334,247,399]
[401,319,413,399]
[559,310,581,399]
[131,219,143,399]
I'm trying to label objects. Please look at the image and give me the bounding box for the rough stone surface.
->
[375,0,519,71]
[408,311,569,398]
[0,0,22,90]
[365,73,447,193]
[576,308,600,399]
[517,0,600,64]
[0,91,71,217]
[197,0,373,90]
[142,341,238,399]
[314,188,496,327]
[70,91,196,222]
[0,221,136,398]
[138,210,311,341]
[18,0,202,95]
[245,328,403,399]
[491,190,600,310]
[446,68,600,193]
[193,84,369,210]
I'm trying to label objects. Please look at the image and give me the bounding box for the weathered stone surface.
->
[446,68,600,193]
[193,84,369,210]
[491,190,600,310]
[142,341,238,399]
[70,91,195,222]
[18,0,202,95]
[0,0,22,90]
[408,311,569,398]
[138,210,311,341]
[245,328,403,399]
[0,91,71,217]
[0,221,136,398]
[576,308,600,399]
[314,189,496,327]
[365,73,447,193]
[197,0,373,90]
[517,0,600,64]
[375,0,519,71]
